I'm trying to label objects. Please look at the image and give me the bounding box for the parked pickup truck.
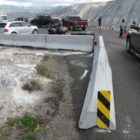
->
[62,16,88,31]
[126,28,140,54]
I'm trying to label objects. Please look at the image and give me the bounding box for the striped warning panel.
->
[96,90,110,129]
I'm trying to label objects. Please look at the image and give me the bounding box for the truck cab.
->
[0,15,8,23]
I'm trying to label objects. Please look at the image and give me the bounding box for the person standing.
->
[119,19,125,38]
[98,16,102,32]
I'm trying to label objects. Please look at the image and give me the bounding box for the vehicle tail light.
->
[4,28,8,32]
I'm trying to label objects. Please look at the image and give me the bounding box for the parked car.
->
[62,16,88,31]
[14,17,28,22]
[51,19,61,27]
[126,28,140,54]
[0,15,8,23]
[31,15,52,27]
[48,25,68,34]
[0,21,39,34]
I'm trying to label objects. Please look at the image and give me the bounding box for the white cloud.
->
[0,0,113,7]
[0,0,32,7]
[36,0,113,6]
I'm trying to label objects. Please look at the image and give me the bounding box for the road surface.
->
[39,27,140,140]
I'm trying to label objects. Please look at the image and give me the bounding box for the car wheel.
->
[11,32,17,34]
[32,29,39,34]
[82,26,86,31]
[126,38,132,53]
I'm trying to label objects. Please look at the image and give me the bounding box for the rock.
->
[49,0,140,27]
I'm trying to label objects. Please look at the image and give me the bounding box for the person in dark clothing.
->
[119,19,125,38]
[98,16,102,32]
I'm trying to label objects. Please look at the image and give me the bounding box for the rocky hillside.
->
[50,0,140,27]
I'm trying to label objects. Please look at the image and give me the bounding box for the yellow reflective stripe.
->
[100,91,110,102]
[97,100,110,120]
[97,117,108,128]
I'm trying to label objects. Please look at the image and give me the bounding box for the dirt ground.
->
[0,46,82,140]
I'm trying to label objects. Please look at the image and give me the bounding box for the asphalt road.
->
[102,29,140,140]
[39,27,140,140]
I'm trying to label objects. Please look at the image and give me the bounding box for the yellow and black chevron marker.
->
[96,90,111,129]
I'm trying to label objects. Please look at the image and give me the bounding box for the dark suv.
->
[126,28,140,54]
[31,15,52,27]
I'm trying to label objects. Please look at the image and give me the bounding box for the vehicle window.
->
[65,16,73,20]
[70,16,81,20]
[10,23,21,27]
[44,16,51,20]
[63,17,67,20]
[15,17,22,21]
[0,23,6,28]
[137,25,140,32]
[36,16,39,20]
[65,17,69,20]
[15,22,22,27]
[1,16,7,20]
[9,23,16,27]
[20,22,28,26]
[38,16,43,20]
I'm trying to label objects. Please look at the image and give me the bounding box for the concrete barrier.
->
[46,35,93,52]
[79,36,116,130]
[0,34,93,52]
[13,34,47,48]
[0,34,47,48]
[0,34,14,45]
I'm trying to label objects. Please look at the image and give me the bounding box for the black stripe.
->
[97,109,110,127]
[98,92,110,110]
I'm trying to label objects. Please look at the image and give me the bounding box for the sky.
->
[0,0,112,7]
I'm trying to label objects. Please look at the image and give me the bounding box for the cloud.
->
[0,0,32,7]
[0,0,112,7]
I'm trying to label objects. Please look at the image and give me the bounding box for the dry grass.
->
[6,113,39,140]
[36,64,48,76]
[22,78,44,92]
[36,55,49,76]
